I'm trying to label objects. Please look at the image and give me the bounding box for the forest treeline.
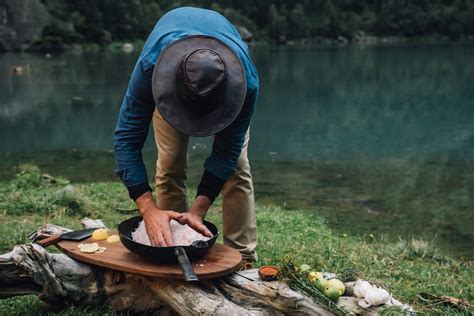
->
[41,0,474,45]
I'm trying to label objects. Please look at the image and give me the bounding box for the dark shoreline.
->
[2,35,474,55]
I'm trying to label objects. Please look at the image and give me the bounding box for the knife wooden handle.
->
[36,235,62,247]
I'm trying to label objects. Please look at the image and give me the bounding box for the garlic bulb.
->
[364,287,390,306]
[354,280,372,298]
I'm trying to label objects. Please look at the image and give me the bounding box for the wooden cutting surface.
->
[56,233,242,280]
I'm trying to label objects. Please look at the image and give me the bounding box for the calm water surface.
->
[1,44,473,259]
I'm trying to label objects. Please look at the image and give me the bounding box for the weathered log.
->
[0,243,331,314]
[0,221,413,315]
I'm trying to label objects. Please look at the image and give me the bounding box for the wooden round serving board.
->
[56,233,242,280]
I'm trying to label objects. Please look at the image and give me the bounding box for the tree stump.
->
[0,220,413,315]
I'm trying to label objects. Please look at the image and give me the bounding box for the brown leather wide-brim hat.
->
[152,35,247,136]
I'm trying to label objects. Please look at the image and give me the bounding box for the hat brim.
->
[152,35,247,136]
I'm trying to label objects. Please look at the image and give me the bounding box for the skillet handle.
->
[36,235,62,247]
[174,247,199,282]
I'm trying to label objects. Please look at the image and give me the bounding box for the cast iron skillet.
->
[118,216,218,282]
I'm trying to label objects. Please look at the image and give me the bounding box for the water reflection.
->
[0,52,135,151]
[251,45,474,160]
[0,44,473,258]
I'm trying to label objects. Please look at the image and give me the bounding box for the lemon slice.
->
[78,243,99,253]
[95,247,107,253]
[92,228,109,241]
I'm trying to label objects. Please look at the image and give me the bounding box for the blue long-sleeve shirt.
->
[113,7,259,202]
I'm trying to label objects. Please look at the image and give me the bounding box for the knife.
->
[35,228,97,247]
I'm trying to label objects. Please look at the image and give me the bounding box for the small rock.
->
[122,43,134,53]
[56,184,76,195]
[336,36,349,44]
[41,174,56,184]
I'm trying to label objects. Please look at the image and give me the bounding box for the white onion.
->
[354,279,372,298]
[364,287,390,306]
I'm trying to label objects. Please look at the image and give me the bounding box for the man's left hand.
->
[176,212,213,237]
[176,195,213,237]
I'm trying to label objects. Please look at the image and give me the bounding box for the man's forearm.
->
[113,59,155,199]
[136,191,158,216]
[189,195,211,218]
[197,170,226,203]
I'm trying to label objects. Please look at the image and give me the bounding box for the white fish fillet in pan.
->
[132,220,211,246]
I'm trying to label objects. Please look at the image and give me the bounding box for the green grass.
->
[0,166,472,315]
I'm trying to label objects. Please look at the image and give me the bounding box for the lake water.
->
[1,44,473,259]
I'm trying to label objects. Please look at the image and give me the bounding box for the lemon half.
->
[107,235,120,243]
[91,228,109,241]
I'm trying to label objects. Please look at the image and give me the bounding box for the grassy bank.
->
[0,165,472,315]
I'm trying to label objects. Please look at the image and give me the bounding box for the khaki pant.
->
[153,110,257,261]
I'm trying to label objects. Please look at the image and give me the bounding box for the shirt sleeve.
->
[197,86,259,203]
[114,60,155,200]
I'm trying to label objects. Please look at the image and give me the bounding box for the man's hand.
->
[143,209,183,246]
[136,191,181,247]
[136,193,214,245]
[178,212,213,238]
[179,195,213,238]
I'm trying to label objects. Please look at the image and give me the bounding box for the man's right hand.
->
[142,209,182,246]
[135,191,181,247]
